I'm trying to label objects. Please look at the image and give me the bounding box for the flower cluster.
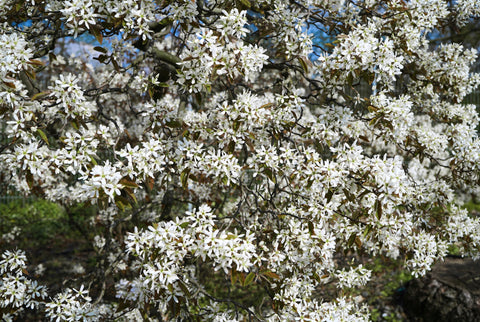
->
[45,286,98,321]
[48,73,97,119]
[0,33,32,83]
[177,9,268,92]
[0,250,47,317]
[80,160,124,202]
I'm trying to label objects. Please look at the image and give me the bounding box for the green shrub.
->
[0,199,68,247]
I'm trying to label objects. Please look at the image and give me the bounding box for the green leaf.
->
[90,25,103,44]
[28,59,44,67]
[354,235,362,248]
[89,155,98,166]
[343,188,354,202]
[405,10,413,21]
[326,189,334,203]
[94,46,108,53]
[260,103,274,110]
[347,72,354,86]
[3,81,16,89]
[264,168,276,183]
[115,195,132,211]
[124,188,137,204]
[165,120,182,128]
[26,171,34,189]
[359,135,370,142]
[178,280,191,298]
[238,272,245,285]
[298,56,309,74]
[94,54,108,63]
[222,175,229,186]
[227,140,235,153]
[115,300,131,313]
[363,224,373,238]
[308,221,315,235]
[244,272,256,286]
[231,269,238,285]
[15,0,26,12]
[115,199,125,212]
[375,199,382,220]
[119,177,139,188]
[232,120,241,131]
[383,120,394,132]
[111,58,120,71]
[347,233,357,247]
[181,168,190,190]
[37,129,49,146]
[31,91,50,100]
[239,0,251,9]
[261,271,280,280]
[145,176,154,191]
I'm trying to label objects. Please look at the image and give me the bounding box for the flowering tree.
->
[1,0,480,320]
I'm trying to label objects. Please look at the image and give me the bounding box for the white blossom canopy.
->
[1,0,480,320]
